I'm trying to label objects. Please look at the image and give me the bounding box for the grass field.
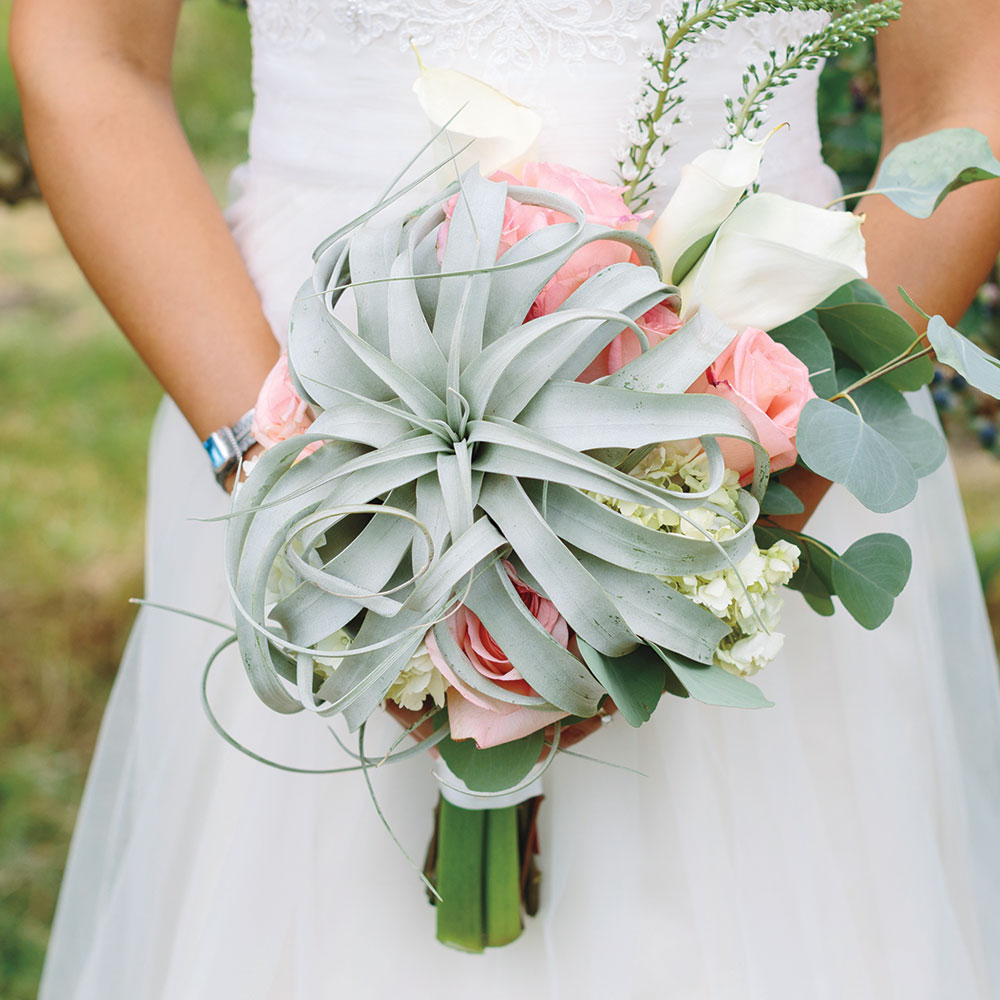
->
[1,10,999,999]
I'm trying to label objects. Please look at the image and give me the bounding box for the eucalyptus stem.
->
[831,346,935,399]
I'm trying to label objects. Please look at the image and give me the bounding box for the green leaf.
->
[435,799,485,952]
[841,377,947,479]
[438,730,546,793]
[767,312,838,398]
[575,640,666,727]
[814,302,933,391]
[670,228,717,286]
[796,397,917,513]
[818,279,888,309]
[925,315,1000,396]
[484,807,522,947]
[872,127,1000,219]
[829,533,912,629]
[653,647,773,709]
[759,481,804,516]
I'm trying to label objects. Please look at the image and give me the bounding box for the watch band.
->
[202,408,257,488]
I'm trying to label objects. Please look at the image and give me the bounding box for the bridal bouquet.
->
[214,0,1000,952]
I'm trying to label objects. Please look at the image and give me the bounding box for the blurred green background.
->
[1,9,999,998]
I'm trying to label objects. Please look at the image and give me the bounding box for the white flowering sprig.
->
[725,1,902,142]
[618,0,856,209]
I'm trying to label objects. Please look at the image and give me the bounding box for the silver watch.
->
[202,408,257,488]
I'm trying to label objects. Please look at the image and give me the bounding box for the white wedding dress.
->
[39,3,1000,998]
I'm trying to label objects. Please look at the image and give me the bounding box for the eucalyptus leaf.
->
[438,730,546,793]
[925,315,1000,396]
[814,302,933,391]
[576,640,666,727]
[838,376,947,479]
[796,397,918,513]
[654,647,773,709]
[829,532,912,630]
[759,481,804,516]
[767,312,837,398]
[873,127,1000,219]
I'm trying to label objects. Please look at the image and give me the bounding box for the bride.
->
[12,1,1000,996]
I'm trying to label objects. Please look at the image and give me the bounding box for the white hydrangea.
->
[592,444,801,678]
[384,642,448,711]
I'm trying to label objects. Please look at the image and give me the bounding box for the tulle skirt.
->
[39,164,1000,999]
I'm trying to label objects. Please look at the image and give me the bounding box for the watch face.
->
[204,430,239,473]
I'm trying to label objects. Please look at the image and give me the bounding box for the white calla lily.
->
[678,192,868,331]
[648,134,773,281]
[412,48,543,178]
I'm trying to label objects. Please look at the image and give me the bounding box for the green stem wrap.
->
[425,795,543,952]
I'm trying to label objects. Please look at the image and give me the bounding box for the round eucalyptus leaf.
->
[796,398,917,513]
[925,316,1000,397]
[830,533,912,630]
[873,127,1000,219]
[767,312,837,398]
[814,303,933,392]
[438,729,546,793]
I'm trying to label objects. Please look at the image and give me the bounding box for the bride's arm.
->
[776,0,1000,531]
[9,0,279,448]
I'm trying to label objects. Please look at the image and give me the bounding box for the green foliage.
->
[926,315,1000,396]
[438,731,546,793]
[575,640,667,727]
[873,128,1000,219]
[619,0,858,206]
[727,2,902,142]
[796,397,918,513]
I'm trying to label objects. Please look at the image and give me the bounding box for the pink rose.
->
[252,353,314,450]
[437,162,648,319]
[690,328,816,483]
[426,562,570,748]
[576,300,683,383]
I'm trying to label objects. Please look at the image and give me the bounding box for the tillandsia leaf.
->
[483,221,669,346]
[431,620,557,707]
[813,302,934,392]
[477,475,639,657]
[287,279,393,411]
[871,128,1000,219]
[600,308,738,395]
[518,381,770,486]
[272,491,418,647]
[925,315,1000,397]
[435,169,508,364]
[575,640,667,728]
[350,218,405,356]
[795,397,918,514]
[464,562,606,716]
[655,646,774,710]
[388,251,448,399]
[530,481,761,578]
[767,312,838,398]
[571,549,732,665]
